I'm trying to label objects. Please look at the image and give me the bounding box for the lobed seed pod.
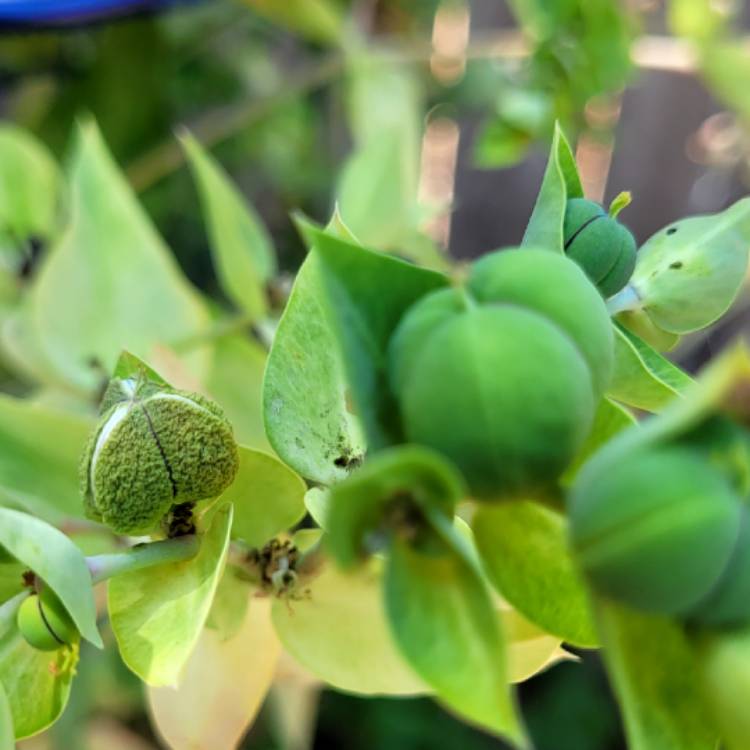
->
[388,248,612,500]
[80,373,239,536]
[570,444,742,616]
[563,198,637,299]
[17,588,79,652]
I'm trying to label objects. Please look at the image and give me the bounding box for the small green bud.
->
[570,445,742,616]
[17,588,79,652]
[81,372,239,536]
[563,198,637,298]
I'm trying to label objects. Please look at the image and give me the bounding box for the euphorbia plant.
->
[2,118,750,750]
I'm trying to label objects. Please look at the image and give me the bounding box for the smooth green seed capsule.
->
[17,589,78,652]
[468,248,614,397]
[570,445,741,616]
[81,378,239,535]
[395,305,595,500]
[563,198,637,298]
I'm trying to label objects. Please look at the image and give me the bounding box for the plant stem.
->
[606,284,641,317]
[86,535,200,585]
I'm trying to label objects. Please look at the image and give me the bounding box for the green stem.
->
[606,284,641,316]
[86,535,200,585]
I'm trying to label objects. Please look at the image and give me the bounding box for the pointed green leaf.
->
[263,230,447,484]
[608,324,693,412]
[0,594,75,740]
[182,133,275,320]
[0,680,12,750]
[384,532,527,745]
[108,503,233,686]
[29,120,209,392]
[522,123,583,252]
[0,508,101,648]
[0,394,93,520]
[596,600,718,750]
[272,561,426,696]
[304,487,330,531]
[221,445,306,548]
[241,0,343,42]
[630,197,750,333]
[474,500,598,647]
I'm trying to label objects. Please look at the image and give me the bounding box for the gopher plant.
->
[3,121,750,750]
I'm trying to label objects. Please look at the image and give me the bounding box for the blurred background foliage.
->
[3,0,750,748]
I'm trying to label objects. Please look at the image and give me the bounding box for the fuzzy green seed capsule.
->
[570,445,742,616]
[17,589,78,652]
[81,378,239,535]
[563,198,637,298]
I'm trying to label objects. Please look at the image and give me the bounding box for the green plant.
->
[2,110,750,750]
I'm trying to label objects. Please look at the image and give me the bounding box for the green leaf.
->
[26,119,209,392]
[0,508,101,648]
[263,230,447,484]
[0,681,11,750]
[304,487,330,531]
[608,324,693,412]
[0,393,93,521]
[108,503,233,686]
[595,599,718,750]
[696,628,750,750]
[384,531,527,745]
[203,333,270,451]
[206,566,251,642]
[0,124,61,258]
[630,197,750,334]
[182,133,275,321]
[271,561,426,696]
[326,445,464,568]
[221,445,306,548]
[473,500,598,647]
[148,598,280,750]
[240,0,343,42]
[522,123,583,252]
[0,598,75,740]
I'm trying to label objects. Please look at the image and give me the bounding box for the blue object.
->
[0,0,202,26]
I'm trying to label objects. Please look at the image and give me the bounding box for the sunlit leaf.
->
[0,393,93,520]
[182,133,275,320]
[148,598,280,750]
[596,599,718,750]
[522,123,583,253]
[0,508,101,648]
[0,680,13,750]
[384,524,527,745]
[474,500,598,647]
[109,504,233,686]
[29,119,209,393]
[271,561,427,696]
[222,446,306,548]
[263,230,446,484]
[608,325,693,412]
[206,566,252,642]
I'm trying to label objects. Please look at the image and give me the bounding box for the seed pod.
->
[389,249,610,500]
[563,198,637,299]
[570,444,742,617]
[17,588,79,652]
[468,248,613,396]
[80,375,239,536]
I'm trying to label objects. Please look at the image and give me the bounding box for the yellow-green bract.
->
[388,248,613,500]
[80,377,239,535]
